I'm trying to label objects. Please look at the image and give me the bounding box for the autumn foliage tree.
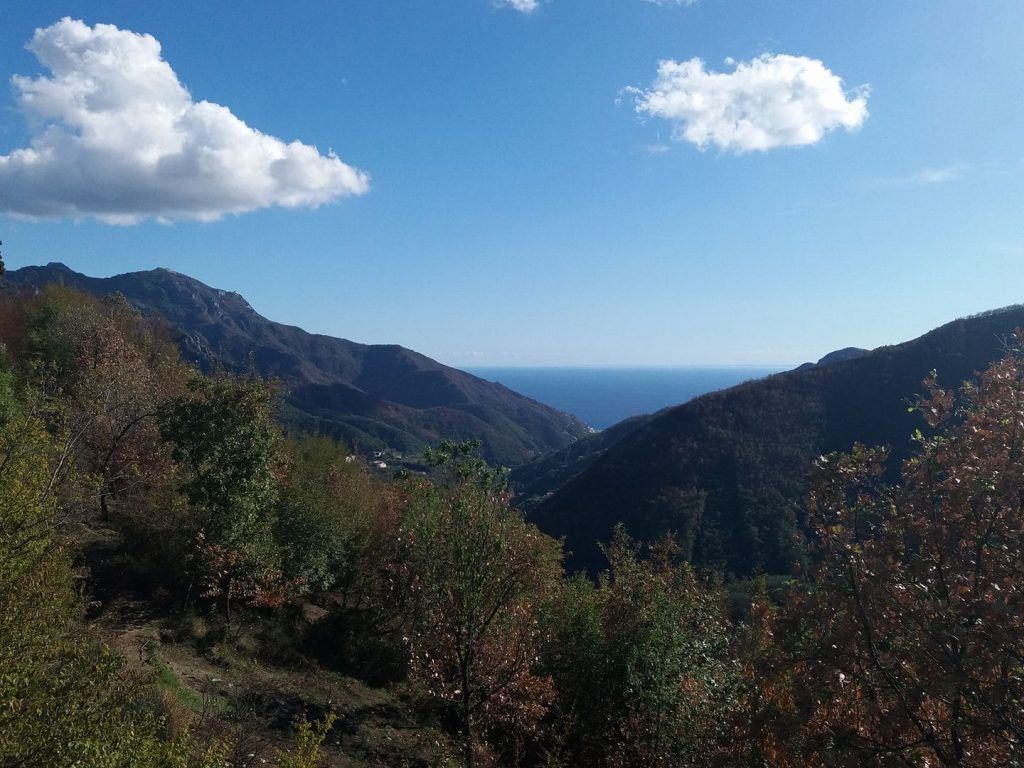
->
[65,296,187,517]
[17,288,192,586]
[394,441,562,768]
[747,340,1024,767]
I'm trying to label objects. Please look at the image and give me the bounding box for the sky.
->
[0,0,1021,367]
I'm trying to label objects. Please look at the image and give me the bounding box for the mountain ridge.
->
[530,304,1024,574]
[2,263,590,466]
[509,347,871,512]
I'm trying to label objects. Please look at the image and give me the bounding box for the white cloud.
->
[872,163,971,187]
[0,18,369,224]
[643,0,699,6]
[903,164,969,184]
[496,0,540,12]
[630,54,869,153]
[643,142,671,156]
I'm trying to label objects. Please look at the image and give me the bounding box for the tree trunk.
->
[462,661,473,768]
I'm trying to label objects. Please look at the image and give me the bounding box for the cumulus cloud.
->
[0,18,369,224]
[496,0,540,13]
[629,53,869,153]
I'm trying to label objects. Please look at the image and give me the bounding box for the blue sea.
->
[467,367,782,429]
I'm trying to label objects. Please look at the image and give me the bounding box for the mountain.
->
[794,346,870,371]
[815,346,870,366]
[510,413,654,510]
[531,306,1024,575]
[2,263,589,466]
[512,347,870,525]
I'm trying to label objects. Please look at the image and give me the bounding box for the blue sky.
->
[0,0,1021,366]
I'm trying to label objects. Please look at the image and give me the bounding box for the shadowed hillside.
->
[511,414,654,510]
[532,306,1024,575]
[2,263,589,466]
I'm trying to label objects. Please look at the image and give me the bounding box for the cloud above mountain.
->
[0,18,369,224]
[630,53,869,153]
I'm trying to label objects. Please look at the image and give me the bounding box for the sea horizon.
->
[466,365,784,429]
[462,363,791,370]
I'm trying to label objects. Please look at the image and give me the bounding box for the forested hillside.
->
[510,413,653,510]
[1,263,589,466]
[533,305,1024,575]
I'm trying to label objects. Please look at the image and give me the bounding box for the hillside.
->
[794,346,870,371]
[532,306,1024,575]
[4,270,1024,767]
[510,347,867,515]
[2,263,589,466]
[510,413,654,510]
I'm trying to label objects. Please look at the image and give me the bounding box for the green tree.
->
[159,373,287,619]
[275,436,377,595]
[274,713,337,768]
[541,528,740,767]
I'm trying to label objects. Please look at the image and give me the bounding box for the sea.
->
[466,367,783,430]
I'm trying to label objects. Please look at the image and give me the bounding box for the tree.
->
[275,436,378,596]
[0,371,225,767]
[395,442,562,768]
[274,714,337,768]
[14,288,188,532]
[753,341,1024,767]
[541,528,740,767]
[159,373,287,619]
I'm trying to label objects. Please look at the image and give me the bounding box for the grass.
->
[145,643,230,715]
